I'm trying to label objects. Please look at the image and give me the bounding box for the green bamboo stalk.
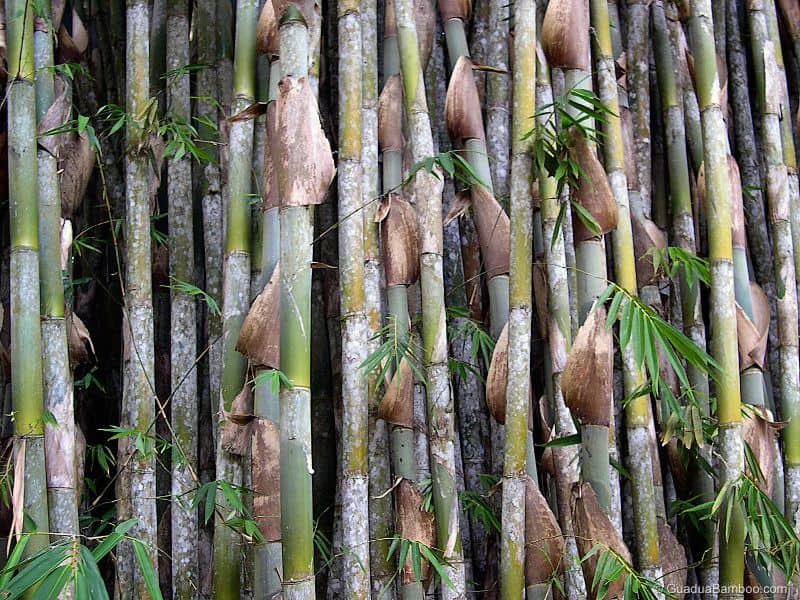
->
[626,0,652,217]
[120,0,159,595]
[363,0,394,591]
[213,1,257,597]
[725,0,773,294]
[535,49,586,600]
[590,0,662,582]
[278,9,317,598]
[380,26,422,597]
[150,0,166,95]
[499,0,535,595]
[337,0,371,595]
[252,57,283,600]
[688,0,746,591]
[486,0,510,199]
[763,0,800,304]
[653,0,716,580]
[761,40,800,533]
[8,0,50,565]
[394,0,466,593]
[165,1,198,597]
[33,0,79,547]
[439,29,508,343]
[194,0,223,448]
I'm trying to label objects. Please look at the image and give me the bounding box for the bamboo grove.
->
[4,0,800,597]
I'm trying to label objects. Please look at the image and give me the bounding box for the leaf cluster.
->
[0,519,161,600]
[584,544,672,600]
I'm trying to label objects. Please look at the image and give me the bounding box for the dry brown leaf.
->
[735,283,770,370]
[541,0,589,71]
[378,75,404,152]
[438,0,471,22]
[57,8,88,61]
[525,477,564,585]
[573,482,632,600]
[59,131,95,217]
[742,406,782,496]
[377,358,414,427]
[379,194,420,286]
[632,214,667,285]
[415,0,435,69]
[251,418,281,541]
[569,129,617,241]
[262,102,279,211]
[67,310,95,368]
[237,265,281,369]
[561,307,612,427]
[659,521,687,598]
[221,385,255,457]
[471,185,510,278]
[486,323,508,423]
[395,479,436,584]
[256,0,280,56]
[276,76,335,206]
[445,56,485,146]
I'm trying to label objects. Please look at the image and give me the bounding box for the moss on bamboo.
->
[689,0,745,590]
[8,0,51,564]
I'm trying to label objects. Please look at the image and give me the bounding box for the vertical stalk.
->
[214,0,257,597]
[688,0,745,590]
[535,50,585,600]
[337,0,371,595]
[653,0,715,578]
[394,0,466,594]
[626,0,652,216]
[500,0,535,595]
[122,0,159,595]
[278,10,316,598]
[252,58,282,600]
[362,0,395,592]
[166,1,198,597]
[33,0,79,546]
[8,0,50,563]
[761,41,800,532]
[591,0,661,582]
[486,0,511,199]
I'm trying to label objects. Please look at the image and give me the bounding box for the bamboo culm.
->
[394,0,467,593]
[688,0,746,590]
[8,0,51,565]
[166,1,198,597]
[33,0,79,549]
[214,0,257,596]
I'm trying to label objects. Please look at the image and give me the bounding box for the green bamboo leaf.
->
[541,433,582,448]
[93,518,138,561]
[0,535,29,589]
[132,540,163,600]
[419,544,455,591]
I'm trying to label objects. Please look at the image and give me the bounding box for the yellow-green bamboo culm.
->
[394,0,466,593]
[590,0,662,582]
[122,0,158,595]
[166,0,198,596]
[214,0,258,596]
[762,39,800,535]
[337,0,371,594]
[8,0,51,565]
[688,0,745,591]
[500,0,535,595]
[534,49,585,600]
[653,0,715,583]
[33,0,79,550]
[277,5,329,597]
[362,0,395,591]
